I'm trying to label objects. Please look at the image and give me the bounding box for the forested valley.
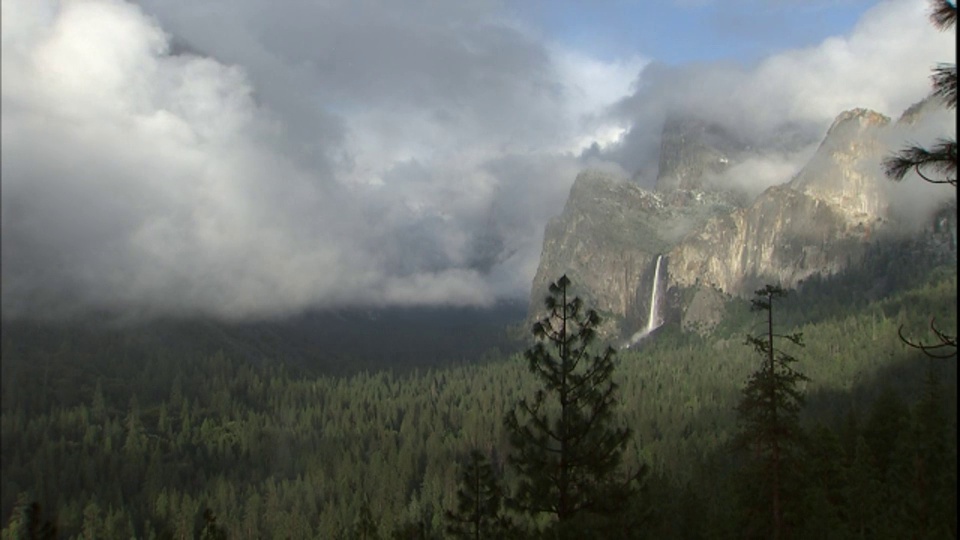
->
[1,242,956,539]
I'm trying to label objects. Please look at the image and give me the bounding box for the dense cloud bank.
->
[1,0,953,320]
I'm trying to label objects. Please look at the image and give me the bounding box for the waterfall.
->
[645,254,664,333]
[623,255,664,348]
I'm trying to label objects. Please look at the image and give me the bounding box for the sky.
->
[1,0,955,321]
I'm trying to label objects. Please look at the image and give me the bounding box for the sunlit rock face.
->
[668,108,892,296]
[667,184,872,295]
[791,108,891,221]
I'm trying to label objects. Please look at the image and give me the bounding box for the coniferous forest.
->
[1,244,956,539]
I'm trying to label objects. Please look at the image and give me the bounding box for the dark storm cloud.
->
[1,0,612,320]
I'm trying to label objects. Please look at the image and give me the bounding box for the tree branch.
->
[898,320,958,359]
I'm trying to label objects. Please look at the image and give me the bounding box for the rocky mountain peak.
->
[655,116,747,193]
[824,108,890,137]
[790,108,891,220]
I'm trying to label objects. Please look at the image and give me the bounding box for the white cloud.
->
[0,0,603,319]
[550,47,646,153]
[745,0,954,126]
[604,0,954,191]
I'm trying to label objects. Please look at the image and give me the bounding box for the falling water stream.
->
[624,254,664,348]
[645,254,663,333]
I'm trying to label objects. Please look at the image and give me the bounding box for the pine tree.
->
[80,500,104,540]
[444,449,506,540]
[883,0,956,188]
[504,275,647,533]
[883,0,957,358]
[734,285,808,540]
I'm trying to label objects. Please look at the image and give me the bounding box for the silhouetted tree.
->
[734,285,808,540]
[504,275,648,534]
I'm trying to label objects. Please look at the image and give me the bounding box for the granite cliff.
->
[528,103,954,342]
[668,108,891,295]
[527,169,736,338]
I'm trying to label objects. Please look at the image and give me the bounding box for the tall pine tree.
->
[504,275,647,535]
[734,285,808,540]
